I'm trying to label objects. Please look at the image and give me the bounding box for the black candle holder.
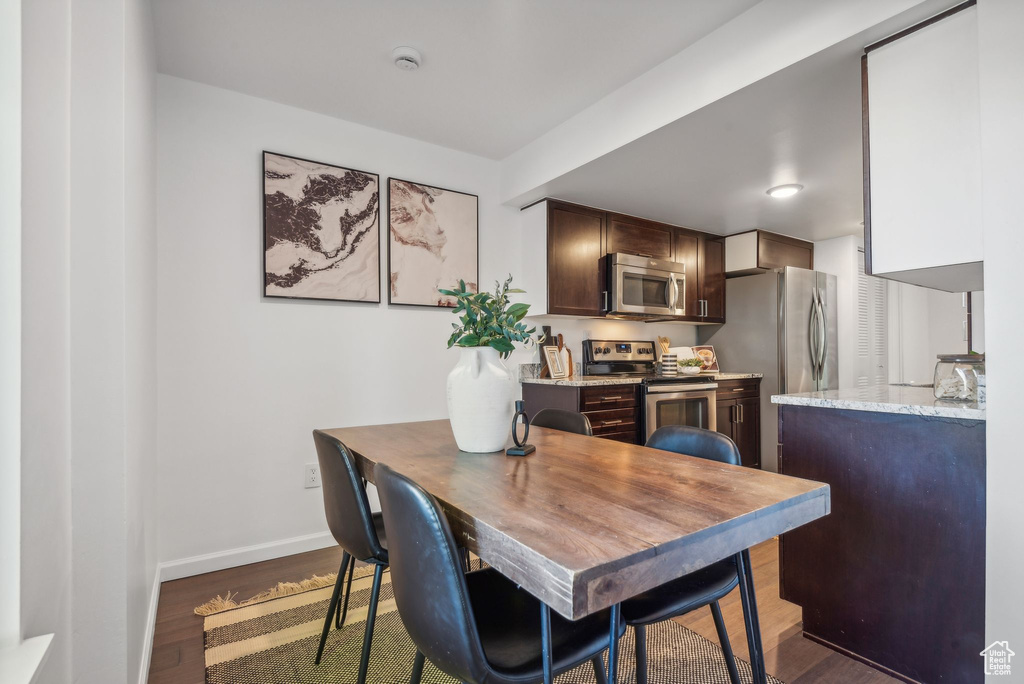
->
[506,400,535,456]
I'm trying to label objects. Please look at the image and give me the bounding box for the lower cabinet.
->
[521,383,639,444]
[715,378,761,468]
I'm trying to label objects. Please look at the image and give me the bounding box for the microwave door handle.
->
[666,274,677,310]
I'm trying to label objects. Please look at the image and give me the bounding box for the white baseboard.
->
[137,567,161,684]
[158,531,336,582]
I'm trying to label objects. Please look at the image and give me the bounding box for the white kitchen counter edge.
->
[771,386,985,421]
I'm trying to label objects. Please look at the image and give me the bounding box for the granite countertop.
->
[519,368,763,387]
[771,385,986,421]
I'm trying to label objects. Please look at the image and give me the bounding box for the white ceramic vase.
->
[446,347,516,453]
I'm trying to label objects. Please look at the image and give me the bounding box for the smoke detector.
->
[392,46,422,71]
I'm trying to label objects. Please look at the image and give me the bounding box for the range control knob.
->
[602,347,611,354]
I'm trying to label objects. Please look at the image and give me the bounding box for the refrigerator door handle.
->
[808,291,819,382]
[816,289,827,380]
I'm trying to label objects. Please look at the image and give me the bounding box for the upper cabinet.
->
[520,199,725,323]
[863,3,983,292]
[724,230,813,277]
[606,214,673,260]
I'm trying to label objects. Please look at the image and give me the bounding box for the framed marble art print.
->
[387,177,479,307]
[263,151,380,303]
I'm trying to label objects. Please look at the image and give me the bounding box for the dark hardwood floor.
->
[148,538,897,683]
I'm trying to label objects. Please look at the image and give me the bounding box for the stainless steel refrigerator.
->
[697,266,838,472]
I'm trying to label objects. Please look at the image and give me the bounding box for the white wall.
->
[156,76,522,567]
[124,0,160,678]
[978,0,1024,657]
[20,1,159,683]
[1,0,22,652]
[19,0,72,680]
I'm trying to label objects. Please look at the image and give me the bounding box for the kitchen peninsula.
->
[771,386,985,683]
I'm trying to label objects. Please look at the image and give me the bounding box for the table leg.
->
[606,603,621,683]
[541,603,553,684]
[735,550,766,684]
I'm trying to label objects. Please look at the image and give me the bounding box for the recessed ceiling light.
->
[766,184,803,198]
[392,46,422,71]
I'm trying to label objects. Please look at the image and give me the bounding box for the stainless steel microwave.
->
[606,253,686,318]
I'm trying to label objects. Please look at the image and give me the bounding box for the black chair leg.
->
[606,603,621,683]
[409,650,425,684]
[591,656,608,684]
[315,551,349,665]
[540,603,553,684]
[710,601,742,684]
[735,551,766,684]
[634,624,648,684]
[460,547,471,573]
[336,553,356,629]
[357,563,385,684]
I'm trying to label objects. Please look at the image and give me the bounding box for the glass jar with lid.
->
[933,354,985,403]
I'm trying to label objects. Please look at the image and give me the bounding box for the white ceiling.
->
[522,0,959,242]
[529,38,866,242]
[153,0,760,159]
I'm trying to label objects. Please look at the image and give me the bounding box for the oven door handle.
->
[646,383,718,394]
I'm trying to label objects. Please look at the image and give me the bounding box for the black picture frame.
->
[386,176,480,308]
[262,150,381,304]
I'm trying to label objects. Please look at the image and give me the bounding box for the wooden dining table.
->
[322,419,830,684]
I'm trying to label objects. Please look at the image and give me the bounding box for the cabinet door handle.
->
[599,396,624,402]
[739,404,744,423]
[601,419,623,426]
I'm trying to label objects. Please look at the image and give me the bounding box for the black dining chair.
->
[529,408,593,436]
[311,430,389,684]
[622,426,765,684]
[375,462,624,684]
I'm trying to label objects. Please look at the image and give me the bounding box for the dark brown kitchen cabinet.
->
[777,404,985,683]
[607,214,673,260]
[715,378,760,468]
[700,237,726,323]
[672,230,701,319]
[521,383,640,444]
[671,230,725,323]
[524,198,727,323]
[546,201,606,316]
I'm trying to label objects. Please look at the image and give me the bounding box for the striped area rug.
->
[200,565,782,683]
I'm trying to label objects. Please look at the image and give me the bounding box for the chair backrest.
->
[375,463,489,684]
[311,430,386,562]
[530,408,593,436]
[645,425,741,466]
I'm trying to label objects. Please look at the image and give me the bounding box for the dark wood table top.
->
[322,419,829,620]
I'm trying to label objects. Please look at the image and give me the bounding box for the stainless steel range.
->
[582,339,718,440]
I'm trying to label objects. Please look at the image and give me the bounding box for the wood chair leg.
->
[314,552,349,665]
[409,650,425,684]
[634,624,648,684]
[336,553,356,629]
[591,656,608,684]
[710,601,742,684]
[357,563,385,684]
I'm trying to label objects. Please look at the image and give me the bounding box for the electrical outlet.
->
[304,463,321,489]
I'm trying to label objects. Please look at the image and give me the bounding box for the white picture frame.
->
[543,345,568,379]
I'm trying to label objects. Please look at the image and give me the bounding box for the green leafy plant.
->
[440,275,536,358]
[678,357,705,368]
